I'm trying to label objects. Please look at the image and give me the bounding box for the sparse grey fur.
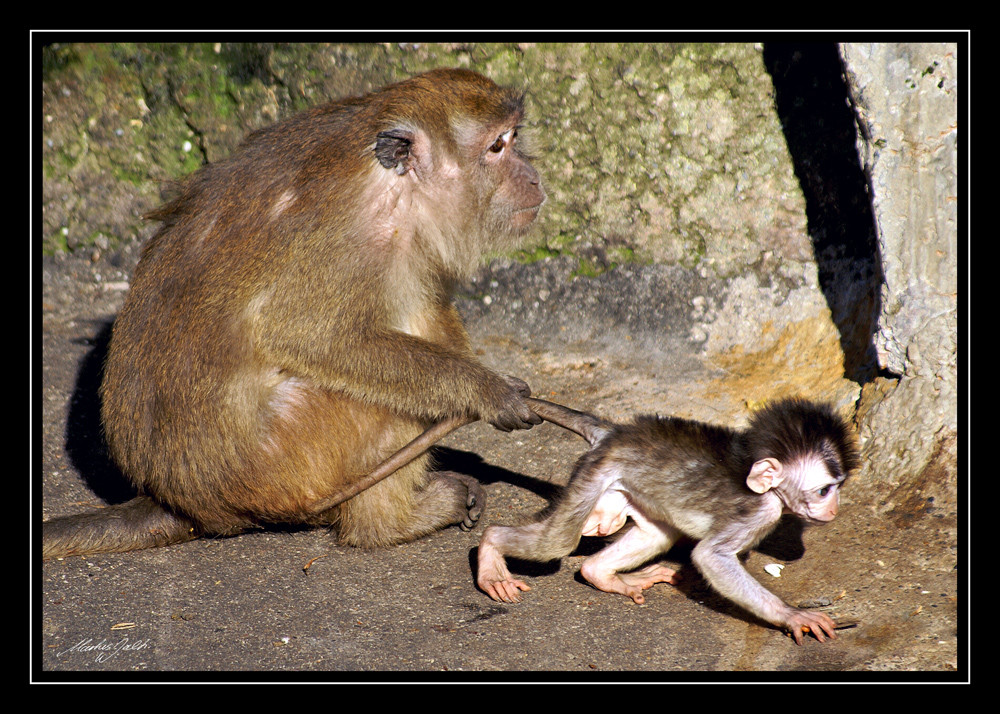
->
[477,397,859,644]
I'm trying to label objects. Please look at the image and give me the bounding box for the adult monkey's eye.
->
[489,129,514,153]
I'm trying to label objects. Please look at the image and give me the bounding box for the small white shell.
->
[764,563,785,578]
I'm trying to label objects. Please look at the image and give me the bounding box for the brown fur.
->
[44,68,545,559]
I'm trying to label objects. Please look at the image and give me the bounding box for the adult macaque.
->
[43,68,545,559]
[478,397,859,644]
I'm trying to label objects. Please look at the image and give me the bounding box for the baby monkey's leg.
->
[579,514,680,605]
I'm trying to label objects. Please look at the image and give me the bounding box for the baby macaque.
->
[477,397,859,644]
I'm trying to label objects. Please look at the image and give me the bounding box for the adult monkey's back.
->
[43,68,545,559]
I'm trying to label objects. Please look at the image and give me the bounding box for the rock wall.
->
[39,41,960,500]
[840,43,959,499]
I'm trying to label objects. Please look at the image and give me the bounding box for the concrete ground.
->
[37,252,963,679]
